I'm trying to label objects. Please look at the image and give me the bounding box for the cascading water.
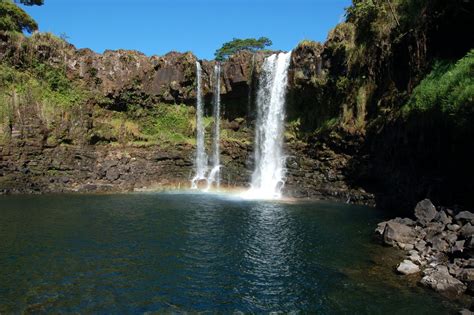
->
[191,61,208,189]
[243,51,292,199]
[206,63,222,190]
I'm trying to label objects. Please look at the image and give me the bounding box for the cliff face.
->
[0,0,473,210]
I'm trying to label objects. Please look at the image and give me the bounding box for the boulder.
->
[106,168,121,181]
[447,224,461,232]
[435,210,452,225]
[425,222,445,239]
[466,237,474,249]
[375,221,387,235]
[459,269,474,282]
[421,265,467,295]
[414,199,438,226]
[431,238,449,252]
[397,260,420,275]
[455,211,474,222]
[415,240,427,252]
[383,221,417,246]
[452,240,466,253]
[393,217,416,226]
[408,252,422,265]
[445,231,458,245]
[460,223,474,239]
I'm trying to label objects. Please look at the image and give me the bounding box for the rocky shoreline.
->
[376,199,474,309]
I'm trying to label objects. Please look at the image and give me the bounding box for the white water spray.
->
[206,63,222,190]
[191,61,208,188]
[242,51,292,199]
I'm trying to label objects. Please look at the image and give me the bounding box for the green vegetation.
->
[0,0,38,33]
[141,104,195,144]
[402,50,474,125]
[214,37,272,61]
[0,61,89,109]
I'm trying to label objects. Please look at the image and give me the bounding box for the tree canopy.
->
[0,0,38,33]
[214,37,272,61]
[15,0,44,5]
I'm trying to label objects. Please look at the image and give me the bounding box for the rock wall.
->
[1,0,473,210]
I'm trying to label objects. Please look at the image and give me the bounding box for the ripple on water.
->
[0,193,467,313]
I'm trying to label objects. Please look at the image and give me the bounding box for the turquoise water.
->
[0,193,462,313]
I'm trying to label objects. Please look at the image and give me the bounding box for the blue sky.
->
[22,0,351,60]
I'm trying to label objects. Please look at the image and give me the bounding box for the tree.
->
[15,0,44,5]
[0,1,38,33]
[214,37,272,61]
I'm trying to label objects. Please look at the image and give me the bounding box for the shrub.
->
[402,49,474,125]
[0,0,38,33]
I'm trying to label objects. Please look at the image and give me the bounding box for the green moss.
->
[402,50,474,125]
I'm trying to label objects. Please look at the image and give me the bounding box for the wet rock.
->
[415,199,438,226]
[397,260,420,275]
[383,221,417,246]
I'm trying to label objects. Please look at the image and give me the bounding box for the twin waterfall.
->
[191,62,221,190]
[192,52,292,199]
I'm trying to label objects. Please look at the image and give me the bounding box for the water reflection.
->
[0,193,464,313]
[240,202,301,310]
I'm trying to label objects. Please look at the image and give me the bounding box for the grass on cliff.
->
[402,50,474,125]
[93,104,215,146]
[0,61,91,139]
[141,104,196,144]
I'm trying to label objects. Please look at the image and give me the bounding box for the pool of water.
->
[0,192,463,313]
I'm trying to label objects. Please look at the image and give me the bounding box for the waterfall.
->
[206,63,222,190]
[191,61,208,189]
[243,51,292,199]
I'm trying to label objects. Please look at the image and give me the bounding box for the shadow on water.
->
[0,193,466,313]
